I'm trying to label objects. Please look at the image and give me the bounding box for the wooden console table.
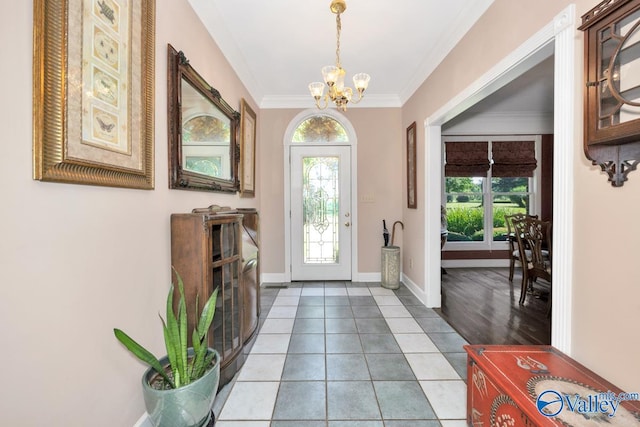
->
[465,345,640,426]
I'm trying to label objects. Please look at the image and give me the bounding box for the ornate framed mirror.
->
[168,44,240,193]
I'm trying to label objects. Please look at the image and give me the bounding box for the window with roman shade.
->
[443,135,542,250]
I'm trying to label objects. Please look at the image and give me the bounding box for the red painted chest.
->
[464,345,640,426]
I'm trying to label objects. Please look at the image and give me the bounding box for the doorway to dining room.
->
[436,57,554,346]
[423,4,576,352]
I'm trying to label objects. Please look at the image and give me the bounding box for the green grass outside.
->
[445,202,526,241]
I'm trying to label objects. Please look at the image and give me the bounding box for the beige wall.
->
[1,1,258,426]
[259,108,403,277]
[402,0,640,391]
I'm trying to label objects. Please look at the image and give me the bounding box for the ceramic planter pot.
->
[142,348,220,427]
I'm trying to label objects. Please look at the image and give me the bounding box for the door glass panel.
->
[303,156,339,264]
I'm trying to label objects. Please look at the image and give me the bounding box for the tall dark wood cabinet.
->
[171,207,260,388]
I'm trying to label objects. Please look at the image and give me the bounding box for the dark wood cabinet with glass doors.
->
[171,209,259,388]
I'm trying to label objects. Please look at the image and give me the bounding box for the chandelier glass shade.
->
[308,0,370,111]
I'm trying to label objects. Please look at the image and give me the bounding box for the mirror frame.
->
[168,44,240,193]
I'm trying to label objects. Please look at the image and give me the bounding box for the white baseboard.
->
[355,272,382,282]
[261,273,287,284]
[261,272,383,284]
[442,259,509,268]
[401,273,431,307]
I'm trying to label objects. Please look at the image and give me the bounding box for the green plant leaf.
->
[191,341,208,379]
[176,273,189,385]
[191,288,217,382]
[191,328,201,354]
[189,328,200,382]
[196,287,218,343]
[192,347,214,380]
[113,328,175,388]
[164,284,184,387]
[188,293,201,382]
[161,316,180,387]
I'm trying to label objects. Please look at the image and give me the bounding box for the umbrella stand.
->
[381,220,404,290]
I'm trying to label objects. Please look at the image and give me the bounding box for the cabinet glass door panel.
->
[231,260,240,349]
[211,224,222,262]
[221,223,238,258]
[222,262,234,358]
[598,9,640,129]
[212,265,224,354]
[210,237,242,361]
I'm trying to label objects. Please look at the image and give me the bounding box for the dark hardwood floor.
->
[435,267,551,346]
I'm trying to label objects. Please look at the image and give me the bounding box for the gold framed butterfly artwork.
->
[33,0,155,189]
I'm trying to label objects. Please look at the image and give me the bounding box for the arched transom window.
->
[292,115,349,143]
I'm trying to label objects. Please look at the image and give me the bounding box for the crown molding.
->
[259,94,402,109]
[399,0,496,104]
[188,0,265,102]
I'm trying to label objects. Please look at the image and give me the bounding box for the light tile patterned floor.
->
[213,282,469,427]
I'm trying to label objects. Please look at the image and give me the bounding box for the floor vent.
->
[264,284,289,289]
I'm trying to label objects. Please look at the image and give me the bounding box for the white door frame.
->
[283,109,359,282]
[423,5,575,353]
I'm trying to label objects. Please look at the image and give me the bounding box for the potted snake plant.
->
[114,271,220,427]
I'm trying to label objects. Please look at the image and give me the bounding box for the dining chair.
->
[514,217,552,310]
[504,213,537,282]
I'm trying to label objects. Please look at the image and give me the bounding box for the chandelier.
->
[308,0,371,111]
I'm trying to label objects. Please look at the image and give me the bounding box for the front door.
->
[290,145,352,281]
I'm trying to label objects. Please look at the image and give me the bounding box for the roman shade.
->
[492,140,537,177]
[444,141,490,177]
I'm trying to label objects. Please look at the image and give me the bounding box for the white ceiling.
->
[442,55,555,129]
[187,0,496,109]
[466,56,555,115]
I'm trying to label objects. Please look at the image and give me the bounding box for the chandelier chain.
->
[335,13,342,68]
